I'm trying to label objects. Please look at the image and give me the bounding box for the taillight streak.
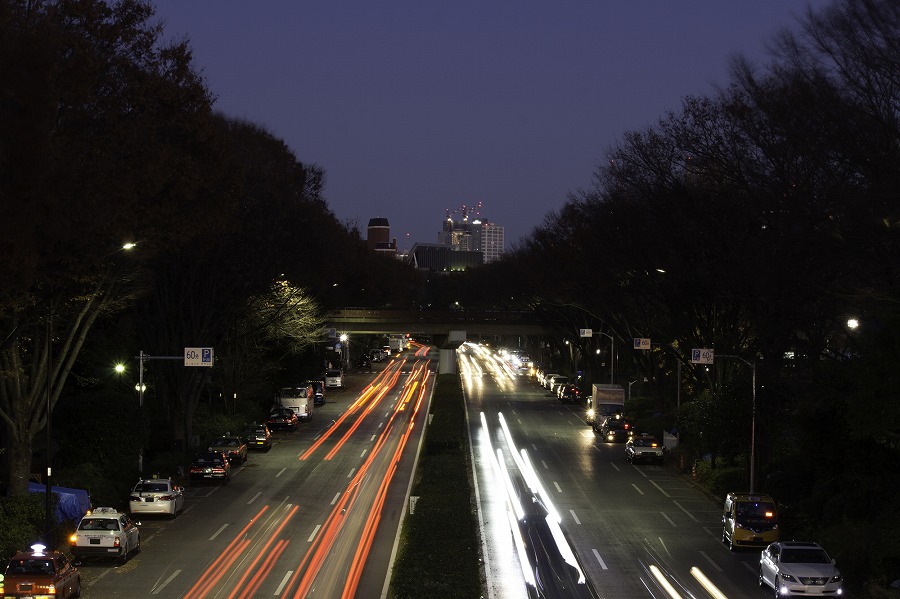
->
[341,367,428,598]
[228,505,298,599]
[182,505,269,599]
[298,361,404,461]
[288,364,431,598]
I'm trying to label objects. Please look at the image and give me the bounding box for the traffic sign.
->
[579,328,593,337]
[691,348,714,364]
[185,347,214,367]
[634,338,651,350]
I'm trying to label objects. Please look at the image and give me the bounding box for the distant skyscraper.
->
[438,205,504,263]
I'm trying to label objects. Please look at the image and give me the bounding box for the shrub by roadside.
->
[389,373,482,599]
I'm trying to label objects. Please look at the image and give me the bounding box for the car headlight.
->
[780,573,799,583]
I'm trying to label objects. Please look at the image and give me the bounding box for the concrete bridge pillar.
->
[436,330,466,374]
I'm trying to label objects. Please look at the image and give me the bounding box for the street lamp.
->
[339,334,349,368]
[718,354,757,493]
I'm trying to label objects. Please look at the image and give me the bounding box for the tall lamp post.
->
[718,354,757,493]
[598,331,615,384]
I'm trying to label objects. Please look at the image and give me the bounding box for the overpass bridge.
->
[326,308,555,373]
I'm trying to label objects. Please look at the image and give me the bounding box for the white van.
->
[324,369,343,389]
[279,385,313,422]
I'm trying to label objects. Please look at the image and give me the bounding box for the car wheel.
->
[727,534,735,552]
[72,577,82,598]
[758,566,765,588]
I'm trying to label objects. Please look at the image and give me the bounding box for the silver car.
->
[759,541,843,596]
[129,478,185,518]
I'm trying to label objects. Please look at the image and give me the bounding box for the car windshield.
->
[735,501,777,520]
[80,518,119,531]
[782,547,831,564]
[135,482,168,493]
[7,559,54,575]
[635,438,658,447]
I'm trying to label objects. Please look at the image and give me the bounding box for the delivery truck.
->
[586,384,625,425]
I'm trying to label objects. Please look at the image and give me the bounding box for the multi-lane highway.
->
[78,347,434,599]
[76,341,771,598]
[461,343,768,599]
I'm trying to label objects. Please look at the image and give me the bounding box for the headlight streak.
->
[493,412,591,592]
[690,567,728,599]
[480,412,535,590]
[649,564,684,599]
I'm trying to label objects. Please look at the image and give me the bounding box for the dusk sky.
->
[152,0,831,252]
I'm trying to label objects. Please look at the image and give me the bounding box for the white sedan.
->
[759,541,843,596]
[128,478,184,518]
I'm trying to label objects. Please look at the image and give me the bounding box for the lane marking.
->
[650,479,670,497]
[209,524,229,541]
[151,569,181,595]
[276,468,286,478]
[672,500,700,522]
[308,524,321,542]
[553,482,562,493]
[274,570,293,595]
[699,550,722,572]
[632,483,645,495]
[569,509,581,525]
[661,512,677,527]
[247,491,262,505]
[331,492,341,505]
[592,549,608,570]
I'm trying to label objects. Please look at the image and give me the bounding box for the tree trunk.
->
[5,421,37,496]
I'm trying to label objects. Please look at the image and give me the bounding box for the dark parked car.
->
[243,423,272,451]
[189,450,231,483]
[267,408,299,432]
[209,435,248,465]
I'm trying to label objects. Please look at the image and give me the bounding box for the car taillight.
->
[129,495,140,501]
[69,533,77,545]
[159,495,174,501]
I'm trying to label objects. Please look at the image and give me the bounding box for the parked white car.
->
[759,541,843,596]
[70,507,140,564]
[129,477,184,518]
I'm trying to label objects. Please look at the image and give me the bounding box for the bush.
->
[389,374,482,599]
[0,494,47,560]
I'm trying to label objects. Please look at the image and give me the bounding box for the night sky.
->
[152,0,832,252]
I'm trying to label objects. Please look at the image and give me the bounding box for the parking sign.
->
[185,347,214,367]
[691,348,714,364]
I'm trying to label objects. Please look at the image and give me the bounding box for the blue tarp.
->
[27,482,90,523]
